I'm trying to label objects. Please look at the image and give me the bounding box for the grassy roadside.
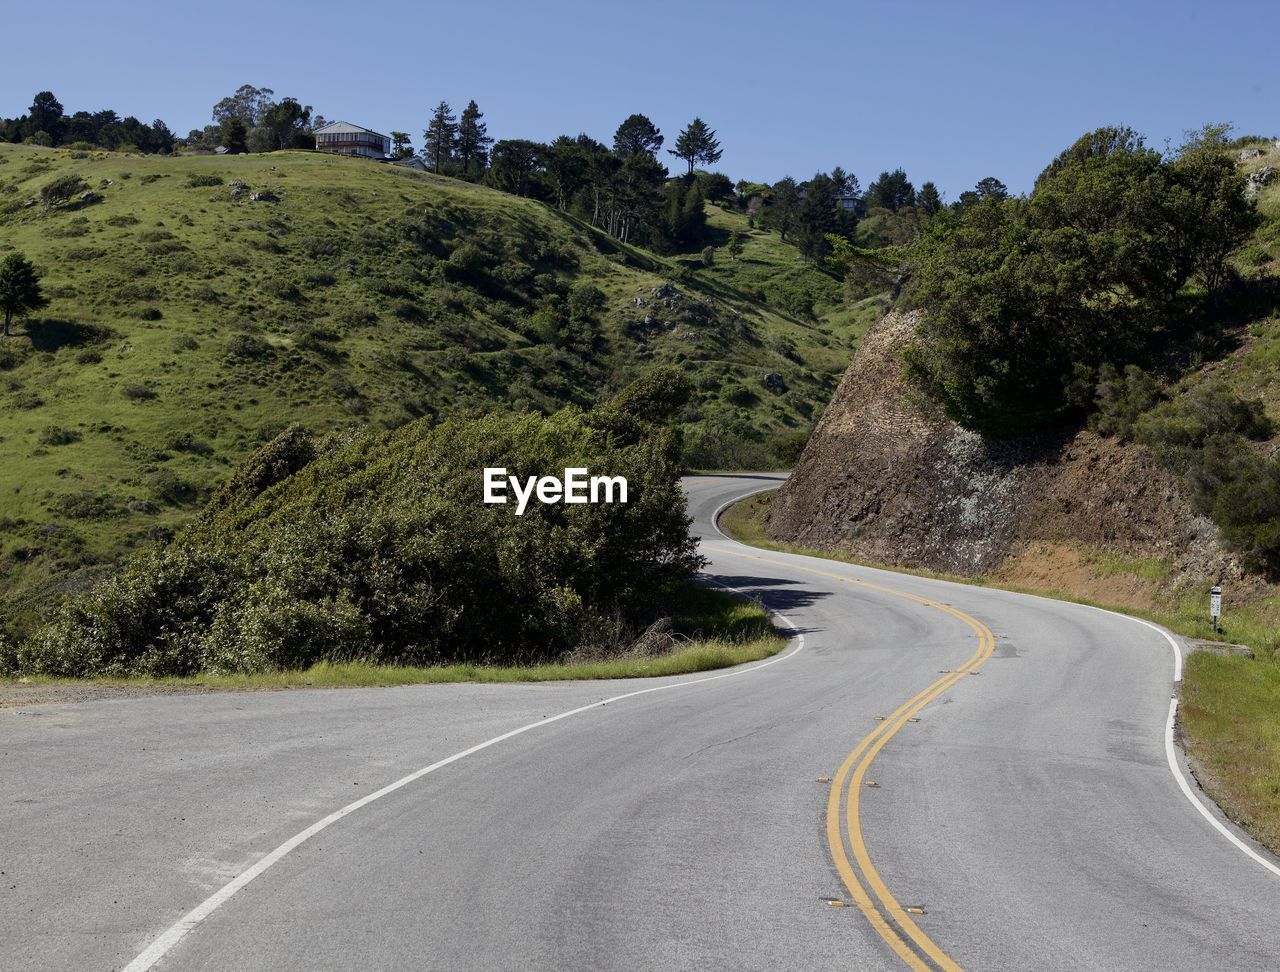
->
[0,585,786,705]
[720,489,1280,856]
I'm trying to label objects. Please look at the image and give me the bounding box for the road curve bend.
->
[2,474,1279,971]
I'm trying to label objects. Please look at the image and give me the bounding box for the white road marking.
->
[1164,697,1280,880]
[122,583,804,971]
[706,476,1280,880]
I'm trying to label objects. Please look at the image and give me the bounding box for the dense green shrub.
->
[906,126,1260,435]
[186,174,224,188]
[1108,380,1280,572]
[17,377,701,676]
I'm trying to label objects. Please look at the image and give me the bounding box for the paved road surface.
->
[3,474,1278,970]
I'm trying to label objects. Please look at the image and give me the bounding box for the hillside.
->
[768,137,1280,613]
[759,139,1280,851]
[0,143,865,634]
[764,309,1241,598]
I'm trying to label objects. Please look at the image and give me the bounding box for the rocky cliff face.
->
[766,311,1239,586]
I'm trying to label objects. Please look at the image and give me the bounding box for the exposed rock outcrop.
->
[766,311,1240,584]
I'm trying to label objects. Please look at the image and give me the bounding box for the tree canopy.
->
[902,126,1261,434]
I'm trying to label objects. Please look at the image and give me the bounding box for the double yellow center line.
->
[703,545,995,971]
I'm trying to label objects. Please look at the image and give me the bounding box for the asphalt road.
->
[4,474,1279,971]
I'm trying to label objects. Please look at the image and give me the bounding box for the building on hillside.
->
[314,121,390,160]
[837,194,866,218]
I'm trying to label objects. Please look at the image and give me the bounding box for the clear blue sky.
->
[2,0,1275,198]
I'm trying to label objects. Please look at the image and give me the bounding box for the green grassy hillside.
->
[0,143,865,634]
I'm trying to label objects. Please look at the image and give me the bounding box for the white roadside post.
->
[1210,585,1222,633]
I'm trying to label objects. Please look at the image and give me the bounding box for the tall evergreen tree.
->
[544,134,589,210]
[424,101,458,174]
[867,168,915,212]
[918,181,943,218]
[795,173,841,263]
[456,100,492,178]
[668,117,722,175]
[762,177,801,241]
[613,114,663,158]
[27,91,64,142]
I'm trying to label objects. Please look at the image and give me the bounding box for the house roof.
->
[314,120,389,140]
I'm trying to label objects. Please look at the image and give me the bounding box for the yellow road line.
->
[703,545,995,971]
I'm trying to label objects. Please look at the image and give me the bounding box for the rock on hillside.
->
[766,311,1240,585]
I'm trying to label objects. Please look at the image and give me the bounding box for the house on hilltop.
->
[314,121,390,160]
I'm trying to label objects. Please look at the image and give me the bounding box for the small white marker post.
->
[1210,585,1222,634]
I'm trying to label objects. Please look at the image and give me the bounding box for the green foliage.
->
[186,174,224,188]
[1089,364,1163,439]
[17,395,702,676]
[1109,380,1280,572]
[669,117,722,176]
[906,126,1260,435]
[0,143,856,635]
[0,251,48,336]
[39,174,87,210]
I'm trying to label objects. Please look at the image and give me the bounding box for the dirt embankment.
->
[766,311,1244,593]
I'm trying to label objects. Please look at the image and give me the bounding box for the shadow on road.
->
[702,572,831,617]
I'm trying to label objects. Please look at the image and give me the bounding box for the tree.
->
[795,173,842,263]
[917,181,943,218]
[727,230,744,262]
[544,134,589,210]
[0,253,48,337]
[28,92,64,144]
[391,131,414,159]
[456,100,492,179]
[487,139,543,197]
[613,114,663,158]
[761,177,800,241]
[221,118,248,154]
[212,85,274,130]
[40,174,87,210]
[867,168,915,212]
[668,117,722,175]
[254,98,313,152]
[149,119,176,154]
[1168,134,1260,293]
[424,101,458,174]
[905,125,1258,435]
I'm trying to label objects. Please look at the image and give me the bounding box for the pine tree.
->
[613,114,663,158]
[918,181,943,218]
[668,117,722,175]
[424,101,458,174]
[456,101,492,179]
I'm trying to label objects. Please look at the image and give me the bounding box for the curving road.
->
[3,474,1280,971]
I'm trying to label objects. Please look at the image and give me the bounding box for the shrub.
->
[905,126,1261,435]
[186,174,225,188]
[21,387,702,676]
[225,333,271,361]
[123,384,157,400]
[38,425,80,446]
[567,282,606,323]
[40,174,88,210]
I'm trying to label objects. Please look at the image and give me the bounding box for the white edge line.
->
[122,578,804,971]
[707,478,1280,881]
[1163,696,1280,879]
